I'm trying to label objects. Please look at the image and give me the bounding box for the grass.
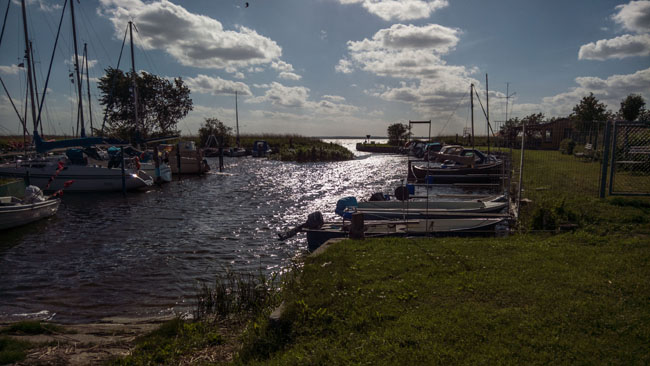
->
[0,337,32,365]
[0,321,67,336]
[239,134,354,162]
[237,234,650,365]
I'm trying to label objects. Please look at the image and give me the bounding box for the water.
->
[0,139,417,323]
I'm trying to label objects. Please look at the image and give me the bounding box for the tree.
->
[387,123,409,146]
[619,94,645,121]
[571,93,609,127]
[198,118,233,147]
[98,67,193,141]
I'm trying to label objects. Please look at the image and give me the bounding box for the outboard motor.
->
[394,186,410,201]
[369,192,388,201]
[305,211,324,229]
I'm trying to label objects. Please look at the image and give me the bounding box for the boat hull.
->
[0,164,153,192]
[410,162,504,183]
[304,218,504,251]
[0,197,60,230]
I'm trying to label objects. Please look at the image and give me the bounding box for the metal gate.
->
[608,122,650,196]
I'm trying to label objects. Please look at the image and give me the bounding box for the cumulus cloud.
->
[98,0,282,70]
[0,64,22,75]
[248,82,359,115]
[339,0,448,21]
[64,55,98,69]
[338,24,463,79]
[185,74,252,96]
[278,71,302,80]
[578,1,650,60]
[515,67,650,118]
[579,34,650,60]
[612,0,650,33]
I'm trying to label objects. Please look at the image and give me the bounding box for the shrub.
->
[559,138,576,154]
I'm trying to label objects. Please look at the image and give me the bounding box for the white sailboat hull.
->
[0,162,153,192]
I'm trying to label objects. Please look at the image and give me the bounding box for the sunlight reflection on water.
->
[0,139,415,323]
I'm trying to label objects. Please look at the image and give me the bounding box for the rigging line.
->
[0,76,27,133]
[473,89,496,136]
[0,0,10,50]
[437,90,469,137]
[100,26,128,135]
[36,0,68,131]
[133,26,163,77]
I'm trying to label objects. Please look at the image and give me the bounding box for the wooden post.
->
[176,142,181,176]
[349,212,365,240]
[153,144,161,183]
[120,146,126,196]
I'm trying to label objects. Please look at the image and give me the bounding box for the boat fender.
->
[394,186,410,201]
[335,197,358,217]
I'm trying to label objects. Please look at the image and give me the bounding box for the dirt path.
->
[4,316,172,366]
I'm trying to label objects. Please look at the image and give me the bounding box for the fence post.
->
[517,121,525,221]
[608,122,618,196]
[599,120,612,198]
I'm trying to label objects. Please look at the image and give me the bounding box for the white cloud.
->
[99,0,282,70]
[248,82,310,107]
[339,0,448,21]
[613,0,650,34]
[278,71,302,80]
[0,64,22,75]
[185,74,252,96]
[515,67,650,118]
[338,24,463,79]
[271,60,294,72]
[247,82,359,116]
[578,1,650,60]
[64,55,98,69]
[234,72,245,79]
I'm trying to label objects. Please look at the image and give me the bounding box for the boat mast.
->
[20,0,37,135]
[129,21,140,145]
[69,0,85,137]
[84,43,93,136]
[470,83,475,151]
[235,91,240,147]
[485,74,490,155]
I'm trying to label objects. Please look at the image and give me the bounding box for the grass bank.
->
[238,134,354,162]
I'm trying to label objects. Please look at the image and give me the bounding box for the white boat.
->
[335,195,508,220]
[140,162,172,183]
[303,217,505,251]
[0,187,60,230]
[166,141,210,174]
[0,156,153,192]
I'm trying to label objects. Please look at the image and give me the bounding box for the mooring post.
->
[218,136,224,172]
[120,146,126,196]
[153,144,161,183]
[349,212,365,240]
[176,142,181,177]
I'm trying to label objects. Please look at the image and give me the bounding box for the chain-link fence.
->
[609,122,650,195]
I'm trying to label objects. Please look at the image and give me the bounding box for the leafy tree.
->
[198,118,233,147]
[571,93,609,127]
[619,94,645,121]
[387,123,409,146]
[98,67,193,141]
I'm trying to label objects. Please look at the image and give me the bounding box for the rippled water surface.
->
[0,139,418,323]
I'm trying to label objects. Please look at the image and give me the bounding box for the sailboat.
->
[0,0,153,192]
[225,91,246,157]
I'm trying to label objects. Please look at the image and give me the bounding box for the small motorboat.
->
[302,217,505,251]
[335,195,508,220]
[0,186,60,230]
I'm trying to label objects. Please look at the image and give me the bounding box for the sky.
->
[0,0,649,138]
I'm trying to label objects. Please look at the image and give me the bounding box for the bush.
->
[559,138,576,154]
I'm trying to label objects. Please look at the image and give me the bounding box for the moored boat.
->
[0,186,60,230]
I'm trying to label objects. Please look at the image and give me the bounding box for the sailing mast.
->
[20,0,37,136]
[129,21,140,145]
[470,83,475,151]
[69,0,85,137]
[486,74,490,155]
[235,91,240,147]
[84,43,94,136]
